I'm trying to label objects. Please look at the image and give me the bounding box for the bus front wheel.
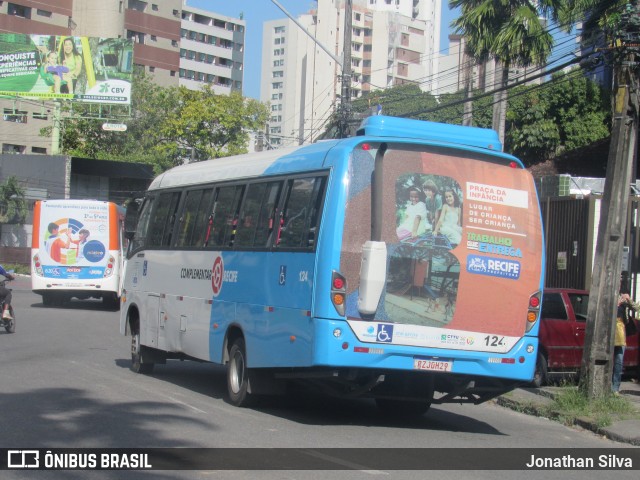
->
[227,338,253,407]
[131,331,154,374]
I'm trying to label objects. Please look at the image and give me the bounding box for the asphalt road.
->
[0,282,638,479]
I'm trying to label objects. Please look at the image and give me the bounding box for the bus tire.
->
[103,293,120,310]
[227,337,253,407]
[42,293,52,306]
[131,331,154,374]
[532,353,548,388]
[375,398,431,416]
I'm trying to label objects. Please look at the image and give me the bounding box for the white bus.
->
[31,199,125,308]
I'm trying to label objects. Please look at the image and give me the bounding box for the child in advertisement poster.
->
[70,229,90,261]
[40,51,69,94]
[396,187,428,240]
[434,188,462,245]
[45,222,71,263]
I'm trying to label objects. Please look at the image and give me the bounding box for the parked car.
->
[533,288,639,387]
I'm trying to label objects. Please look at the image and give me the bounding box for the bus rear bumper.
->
[311,318,538,384]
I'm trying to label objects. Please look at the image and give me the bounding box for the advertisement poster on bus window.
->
[342,147,543,350]
[38,202,112,279]
[0,34,133,104]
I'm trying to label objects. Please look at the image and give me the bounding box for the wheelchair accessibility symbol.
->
[376,324,394,343]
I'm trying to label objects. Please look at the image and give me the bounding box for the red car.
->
[533,288,639,387]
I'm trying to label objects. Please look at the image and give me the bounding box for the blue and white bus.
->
[120,116,544,413]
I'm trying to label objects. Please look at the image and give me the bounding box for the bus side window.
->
[130,196,154,253]
[235,183,267,247]
[255,181,283,247]
[176,188,214,248]
[278,177,323,249]
[209,185,244,248]
[147,191,181,248]
[175,189,204,247]
[190,188,215,247]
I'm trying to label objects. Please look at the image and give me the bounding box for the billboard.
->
[0,34,133,104]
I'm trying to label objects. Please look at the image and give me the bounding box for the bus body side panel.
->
[208,251,317,367]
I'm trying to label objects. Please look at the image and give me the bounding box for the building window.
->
[8,3,31,18]
[173,9,179,17]
[171,40,178,47]
[152,3,158,11]
[150,35,157,41]
[272,71,283,78]
[3,109,27,123]
[170,70,176,77]
[149,66,155,72]
[36,9,52,17]
[354,13,361,21]
[275,26,285,33]
[32,112,48,120]
[272,82,283,89]
[126,30,145,44]
[2,144,25,154]
[128,0,146,12]
[32,147,47,154]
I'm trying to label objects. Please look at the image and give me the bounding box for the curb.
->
[496,391,640,446]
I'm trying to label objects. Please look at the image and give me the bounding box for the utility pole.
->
[581,6,639,398]
[338,0,353,138]
[51,100,61,155]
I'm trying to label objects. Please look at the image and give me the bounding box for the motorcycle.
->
[0,273,15,334]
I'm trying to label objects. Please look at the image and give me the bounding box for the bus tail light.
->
[526,291,541,332]
[331,270,347,316]
[104,255,116,278]
[33,254,43,276]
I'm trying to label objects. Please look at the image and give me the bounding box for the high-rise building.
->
[179,5,245,95]
[260,0,441,148]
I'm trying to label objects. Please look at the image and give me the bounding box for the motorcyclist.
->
[0,264,15,320]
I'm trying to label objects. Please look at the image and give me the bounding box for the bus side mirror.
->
[124,200,140,240]
[358,241,387,316]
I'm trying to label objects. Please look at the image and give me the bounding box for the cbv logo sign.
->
[99,83,127,94]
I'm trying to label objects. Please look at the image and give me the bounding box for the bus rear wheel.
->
[131,331,154,374]
[227,338,253,407]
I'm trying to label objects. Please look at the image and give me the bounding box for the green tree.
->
[450,0,562,142]
[42,75,269,172]
[0,176,28,224]
[156,87,268,165]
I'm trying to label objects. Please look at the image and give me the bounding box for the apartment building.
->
[179,5,245,95]
[260,0,441,148]
[438,33,546,96]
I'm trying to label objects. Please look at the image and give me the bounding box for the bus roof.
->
[356,116,502,151]
[149,141,340,190]
[148,117,513,191]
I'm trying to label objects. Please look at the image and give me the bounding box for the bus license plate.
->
[414,358,452,372]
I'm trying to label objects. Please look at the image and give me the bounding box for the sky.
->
[186,0,457,100]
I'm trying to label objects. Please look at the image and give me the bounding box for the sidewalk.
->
[496,379,640,446]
